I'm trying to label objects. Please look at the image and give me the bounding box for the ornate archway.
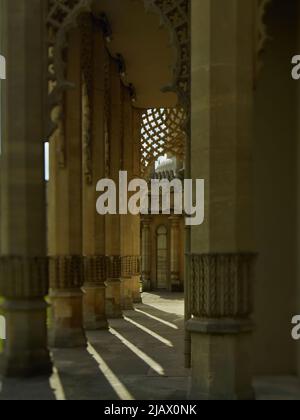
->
[46,0,190,138]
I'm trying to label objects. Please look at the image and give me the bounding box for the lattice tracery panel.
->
[141,107,186,177]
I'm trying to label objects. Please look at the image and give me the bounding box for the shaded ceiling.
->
[92,0,178,109]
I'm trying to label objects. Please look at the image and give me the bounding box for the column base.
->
[49,289,87,348]
[186,318,254,401]
[106,279,123,319]
[0,299,52,378]
[83,284,108,331]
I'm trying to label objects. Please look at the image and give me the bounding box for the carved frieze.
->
[83,256,106,286]
[190,253,256,319]
[0,256,49,298]
[49,255,84,290]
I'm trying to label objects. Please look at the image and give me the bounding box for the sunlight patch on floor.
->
[109,327,165,376]
[123,315,173,347]
[134,308,179,330]
[87,342,134,400]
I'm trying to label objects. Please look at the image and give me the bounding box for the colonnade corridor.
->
[0,292,299,401]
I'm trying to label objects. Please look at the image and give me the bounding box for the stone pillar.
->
[141,217,152,291]
[106,256,122,318]
[0,0,52,376]
[83,256,108,330]
[169,216,181,291]
[49,256,86,348]
[120,91,142,307]
[81,17,108,330]
[131,110,143,303]
[187,0,255,400]
[104,58,123,318]
[121,257,134,310]
[48,28,86,348]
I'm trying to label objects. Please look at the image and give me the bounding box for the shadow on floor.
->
[1,292,299,400]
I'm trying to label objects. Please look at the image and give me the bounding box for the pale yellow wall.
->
[253,0,298,375]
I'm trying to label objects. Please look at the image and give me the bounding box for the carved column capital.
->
[49,255,84,290]
[106,256,122,280]
[0,256,49,299]
[189,253,257,319]
[83,255,106,287]
[121,256,141,278]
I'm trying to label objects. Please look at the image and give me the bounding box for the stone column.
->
[131,110,143,303]
[105,58,122,319]
[141,217,152,291]
[81,17,108,330]
[0,0,52,376]
[169,216,181,291]
[49,256,86,348]
[48,28,86,348]
[106,256,122,318]
[120,91,142,308]
[187,0,255,400]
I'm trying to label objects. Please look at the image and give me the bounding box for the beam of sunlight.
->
[134,308,179,330]
[87,342,134,401]
[109,328,165,376]
[124,316,173,348]
[49,367,66,401]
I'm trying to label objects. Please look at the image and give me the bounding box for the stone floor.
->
[0,292,300,400]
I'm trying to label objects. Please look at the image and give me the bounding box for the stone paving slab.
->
[0,292,299,400]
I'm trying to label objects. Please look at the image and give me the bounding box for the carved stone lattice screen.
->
[140,107,186,177]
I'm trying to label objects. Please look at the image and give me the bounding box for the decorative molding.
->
[80,13,94,185]
[104,49,111,178]
[140,107,186,177]
[106,256,122,280]
[254,0,272,84]
[143,0,190,110]
[83,256,106,287]
[0,256,49,298]
[49,255,84,290]
[189,253,256,319]
[46,0,94,138]
[46,0,189,137]
[121,256,141,278]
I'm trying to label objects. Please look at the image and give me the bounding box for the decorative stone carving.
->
[47,0,190,137]
[104,49,111,177]
[190,253,256,319]
[0,256,49,298]
[47,0,94,138]
[144,0,190,109]
[83,256,106,287]
[141,107,186,177]
[106,256,122,280]
[254,0,272,84]
[49,255,83,289]
[80,13,94,184]
[121,256,141,278]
